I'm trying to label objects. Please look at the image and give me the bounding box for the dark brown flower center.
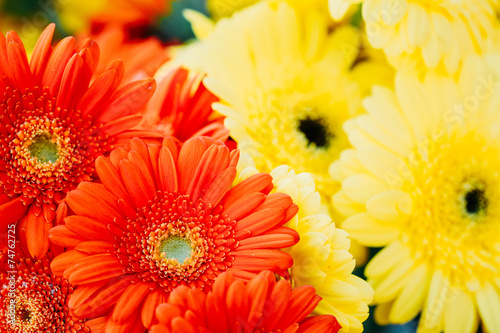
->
[298,117,331,148]
[19,308,31,322]
[465,188,487,215]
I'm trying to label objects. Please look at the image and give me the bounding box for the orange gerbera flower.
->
[0,24,156,258]
[138,66,229,142]
[49,137,299,332]
[150,270,342,333]
[86,25,168,84]
[0,249,106,332]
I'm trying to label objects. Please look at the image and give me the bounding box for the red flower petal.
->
[65,215,114,242]
[49,225,87,247]
[158,146,178,193]
[50,249,87,276]
[237,233,298,250]
[99,78,156,123]
[187,145,230,201]
[68,254,124,284]
[112,282,151,323]
[221,192,266,220]
[68,280,108,310]
[41,36,76,96]
[222,173,273,207]
[202,166,237,206]
[66,187,121,223]
[0,32,11,78]
[142,289,168,328]
[29,23,55,81]
[235,208,286,238]
[56,53,92,110]
[7,38,34,91]
[75,240,115,254]
[77,276,134,318]
[0,196,31,226]
[78,68,120,118]
[95,155,134,209]
[119,158,154,208]
[24,210,50,258]
[177,137,209,193]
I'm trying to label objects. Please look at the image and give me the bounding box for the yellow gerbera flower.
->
[236,157,374,332]
[330,0,498,74]
[180,1,362,201]
[331,54,500,332]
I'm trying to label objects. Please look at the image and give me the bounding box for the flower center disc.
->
[159,236,193,263]
[298,117,330,148]
[463,186,488,216]
[28,133,59,163]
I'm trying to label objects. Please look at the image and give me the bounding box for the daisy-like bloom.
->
[0,24,156,258]
[236,158,373,332]
[331,56,500,332]
[85,25,168,84]
[0,249,106,332]
[49,137,299,331]
[137,66,229,142]
[329,0,498,73]
[150,270,341,333]
[179,1,363,204]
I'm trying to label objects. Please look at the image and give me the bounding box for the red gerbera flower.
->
[150,270,341,333]
[49,137,299,332]
[0,24,156,257]
[138,66,229,142]
[0,249,107,332]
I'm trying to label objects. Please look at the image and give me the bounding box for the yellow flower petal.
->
[343,212,400,247]
[476,282,500,333]
[389,263,430,323]
[444,289,478,333]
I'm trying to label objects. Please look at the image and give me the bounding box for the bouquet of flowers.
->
[1,0,499,332]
